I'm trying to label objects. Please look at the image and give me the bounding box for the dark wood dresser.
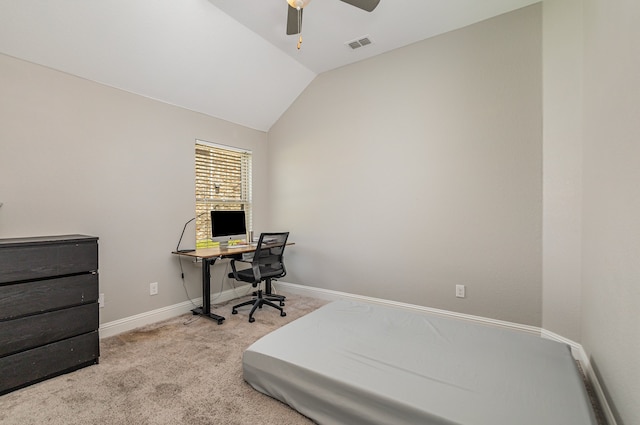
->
[0,234,100,395]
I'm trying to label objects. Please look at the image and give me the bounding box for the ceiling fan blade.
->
[286,5,303,35]
[338,0,380,12]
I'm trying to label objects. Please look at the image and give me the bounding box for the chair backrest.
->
[251,232,289,282]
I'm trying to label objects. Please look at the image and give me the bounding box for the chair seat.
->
[231,266,284,283]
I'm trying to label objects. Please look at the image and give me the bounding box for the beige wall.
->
[0,53,269,323]
[542,0,583,341]
[580,0,640,423]
[268,5,543,326]
[543,0,640,422]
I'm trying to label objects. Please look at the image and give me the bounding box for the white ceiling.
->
[0,0,539,132]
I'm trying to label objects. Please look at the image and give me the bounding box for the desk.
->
[173,243,293,324]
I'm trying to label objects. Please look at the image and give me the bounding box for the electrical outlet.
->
[150,282,159,296]
[98,293,105,308]
[455,285,466,298]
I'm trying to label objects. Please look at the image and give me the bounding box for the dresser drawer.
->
[0,273,98,320]
[0,237,97,284]
[0,303,98,357]
[0,331,99,395]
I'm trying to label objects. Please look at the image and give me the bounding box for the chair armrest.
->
[228,258,246,281]
[229,258,261,282]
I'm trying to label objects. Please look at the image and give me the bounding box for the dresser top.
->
[0,234,98,248]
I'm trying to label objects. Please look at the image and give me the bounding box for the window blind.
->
[195,141,252,248]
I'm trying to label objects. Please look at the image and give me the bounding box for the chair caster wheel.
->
[280,311,287,317]
[279,302,285,307]
[249,317,255,323]
[232,309,238,315]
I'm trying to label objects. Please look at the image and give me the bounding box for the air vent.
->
[346,36,373,50]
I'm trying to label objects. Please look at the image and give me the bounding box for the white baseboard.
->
[580,357,618,425]
[541,328,585,359]
[98,284,253,338]
[100,280,616,424]
[277,281,617,425]
[542,328,617,425]
[275,281,541,335]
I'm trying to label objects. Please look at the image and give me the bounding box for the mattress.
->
[243,300,597,425]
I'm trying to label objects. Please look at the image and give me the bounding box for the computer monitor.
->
[211,210,247,245]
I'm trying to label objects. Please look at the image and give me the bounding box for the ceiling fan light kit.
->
[287,0,311,10]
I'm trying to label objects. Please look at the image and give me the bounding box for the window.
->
[195,140,252,248]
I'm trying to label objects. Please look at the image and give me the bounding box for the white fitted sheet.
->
[243,300,597,425]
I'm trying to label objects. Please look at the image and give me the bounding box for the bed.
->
[243,299,597,425]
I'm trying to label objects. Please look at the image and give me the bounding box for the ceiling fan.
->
[286,0,381,42]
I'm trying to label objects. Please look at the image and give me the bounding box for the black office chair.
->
[229,232,289,323]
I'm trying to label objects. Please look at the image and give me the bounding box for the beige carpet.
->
[0,293,328,425]
[1,293,605,425]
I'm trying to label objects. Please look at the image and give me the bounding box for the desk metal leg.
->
[191,257,225,324]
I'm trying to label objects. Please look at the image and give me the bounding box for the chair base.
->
[232,290,286,323]
[255,291,285,306]
[255,281,286,306]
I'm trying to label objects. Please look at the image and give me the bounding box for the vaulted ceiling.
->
[0,0,539,131]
